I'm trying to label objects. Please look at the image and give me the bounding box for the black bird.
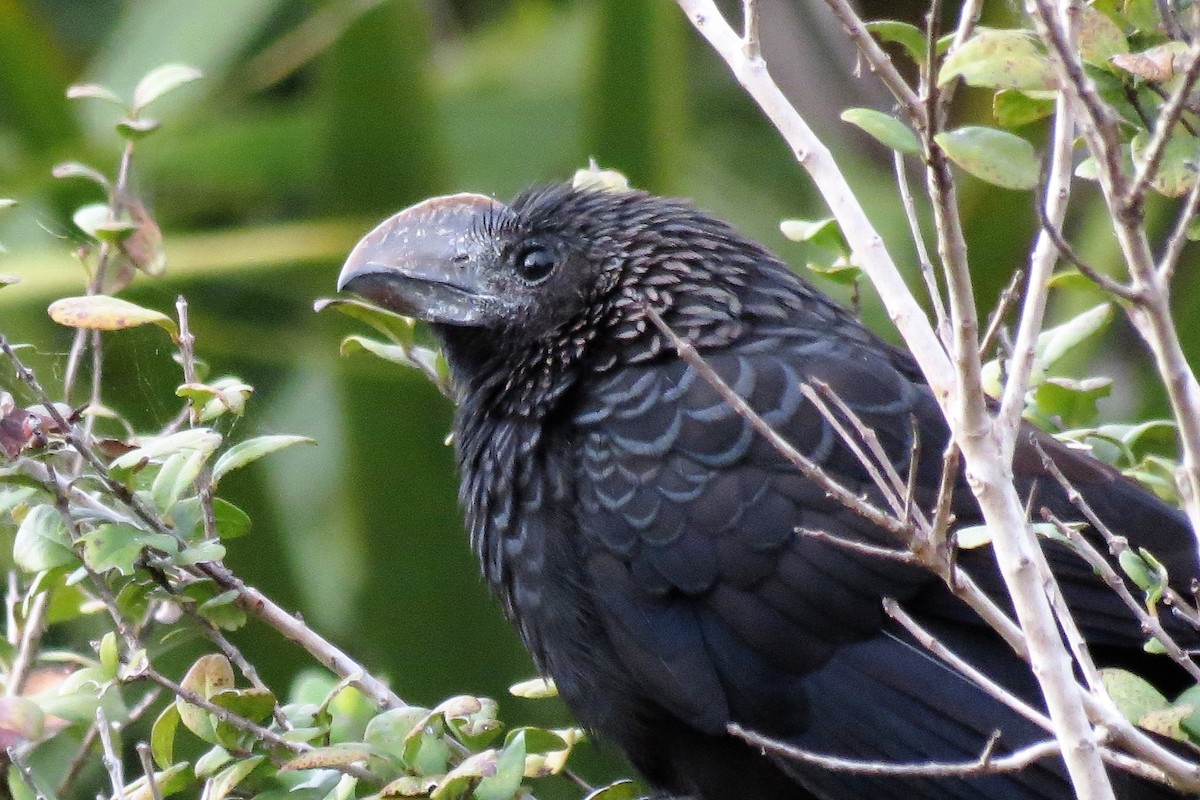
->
[337,184,1198,800]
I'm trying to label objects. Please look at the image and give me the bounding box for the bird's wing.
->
[572,328,949,729]
[569,325,1191,797]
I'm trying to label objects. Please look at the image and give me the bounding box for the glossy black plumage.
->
[338,184,1199,799]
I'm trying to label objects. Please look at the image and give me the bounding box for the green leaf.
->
[1120,548,1154,589]
[935,126,1040,190]
[132,64,203,113]
[365,706,433,761]
[203,755,263,800]
[177,378,254,422]
[314,296,416,347]
[211,688,275,746]
[177,654,236,742]
[939,28,1056,90]
[0,487,39,516]
[212,435,315,485]
[80,524,178,576]
[993,89,1056,128]
[194,746,232,779]
[116,117,163,140]
[1078,5,1129,68]
[779,217,848,253]
[1175,685,1200,740]
[1033,377,1112,427]
[7,765,36,800]
[13,504,75,572]
[197,589,247,630]
[124,763,192,800]
[474,731,526,800]
[1038,303,1112,368]
[1132,130,1200,198]
[1102,667,1169,724]
[110,428,222,472]
[48,295,179,340]
[170,496,250,540]
[864,20,928,64]
[175,541,226,566]
[71,204,140,244]
[840,108,920,154]
[151,449,206,512]
[404,731,453,776]
[151,703,182,768]
[99,631,119,679]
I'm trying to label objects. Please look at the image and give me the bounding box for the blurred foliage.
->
[0,1,1199,798]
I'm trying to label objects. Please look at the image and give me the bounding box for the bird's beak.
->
[337,193,508,326]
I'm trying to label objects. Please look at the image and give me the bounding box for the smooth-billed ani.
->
[337,184,1198,800]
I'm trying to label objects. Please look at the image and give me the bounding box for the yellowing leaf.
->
[48,295,178,340]
[939,29,1056,90]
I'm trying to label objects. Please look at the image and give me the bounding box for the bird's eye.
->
[514,245,556,284]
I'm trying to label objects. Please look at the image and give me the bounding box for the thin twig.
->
[176,296,218,544]
[97,706,127,800]
[193,613,291,729]
[7,746,50,800]
[1042,509,1200,685]
[675,0,955,401]
[817,0,926,129]
[884,599,1051,730]
[1158,175,1200,283]
[997,86,1078,453]
[731,723,1061,777]
[5,589,49,698]
[60,688,162,796]
[893,153,949,345]
[978,268,1025,359]
[136,743,165,800]
[1033,201,1138,300]
[800,381,917,524]
[797,527,921,564]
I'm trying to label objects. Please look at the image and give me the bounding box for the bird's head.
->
[338,184,766,412]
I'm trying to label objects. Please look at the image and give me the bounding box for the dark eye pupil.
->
[516,246,555,282]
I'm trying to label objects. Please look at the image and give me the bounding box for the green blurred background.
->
[1,0,1197,794]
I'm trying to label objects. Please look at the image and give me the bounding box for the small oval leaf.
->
[840,108,920,154]
[939,28,1056,90]
[934,126,1040,190]
[132,64,203,112]
[66,83,126,106]
[865,20,928,65]
[52,162,111,189]
[48,295,179,340]
[211,435,316,485]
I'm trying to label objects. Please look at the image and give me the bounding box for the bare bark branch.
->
[730,722,1061,777]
